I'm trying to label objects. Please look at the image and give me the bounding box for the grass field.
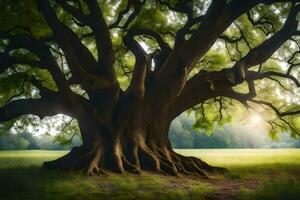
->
[0,149,299,200]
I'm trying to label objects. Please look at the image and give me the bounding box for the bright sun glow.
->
[249,112,263,125]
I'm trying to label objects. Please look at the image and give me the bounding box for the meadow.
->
[0,149,299,200]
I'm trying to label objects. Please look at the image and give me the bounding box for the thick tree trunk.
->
[43,104,227,177]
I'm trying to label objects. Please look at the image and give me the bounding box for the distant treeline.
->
[1,114,300,150]
[169,115,300,149]
[0,132,81,150]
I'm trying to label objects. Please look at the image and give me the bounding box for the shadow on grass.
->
[0,166,213,200]
[224,163,300,180]
[238,179,300,200]
[0,167,81,200]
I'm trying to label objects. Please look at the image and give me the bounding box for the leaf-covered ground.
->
[0,149,299,200]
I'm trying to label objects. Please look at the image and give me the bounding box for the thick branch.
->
[152,1,230,105]
[123,30,149,100]
[37,0,112,91]
[0,32,70,92]
[0,52,41,73]
[39,0,97,73]
[84,0,116,82]
[156,0,298,105]
[0,95,75,123]
[167,70,256,120]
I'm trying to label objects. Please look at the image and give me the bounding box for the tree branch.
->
[127,28,171,53]
[37,0,113,91]
[38,0,98,75]
[157,0,205,47]
[84,0,116,82]
[0,95,75,123]
[122,0,144,30]
[109,0,132,29]
[123,29,149,100]
[250,99,300,117]
[247,71,300,87]
[124,27,172,73]
[0,52,41,74]
[228,4,300,84]
[0,32,70,92]
[55,0,88,24]
[109,0,146,30]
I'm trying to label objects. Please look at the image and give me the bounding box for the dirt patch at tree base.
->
[204,179,261,200]
[162,172,294,200]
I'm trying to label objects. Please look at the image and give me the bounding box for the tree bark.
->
[42,99,226,177]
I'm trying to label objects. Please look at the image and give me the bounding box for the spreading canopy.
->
[1,0,300,140]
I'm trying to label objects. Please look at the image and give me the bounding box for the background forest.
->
[1,114,300,150]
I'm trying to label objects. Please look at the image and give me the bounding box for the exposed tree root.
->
[42,144,106,176]
[42,137,227,178]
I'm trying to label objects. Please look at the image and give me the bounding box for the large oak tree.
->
[1,0,300,176]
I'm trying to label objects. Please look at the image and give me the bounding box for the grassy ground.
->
[0,149,299,200]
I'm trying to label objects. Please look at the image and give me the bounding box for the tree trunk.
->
[43,101,227,177]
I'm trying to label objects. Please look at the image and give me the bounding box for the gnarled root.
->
[42,143,106,176]
[42,135,227,177]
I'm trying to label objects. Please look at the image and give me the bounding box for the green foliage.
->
[114,46,135,90]
[200,50,231,71]
[53,119,81,146]
[260,59,284,73]
[0,0,52,38]
[188,2,300,139]
[39,134,82,150]
[0,0,299,141]
[191,98,235,135]
[132,8,169,31]
[0,72,28,105]
[0,65,57,108]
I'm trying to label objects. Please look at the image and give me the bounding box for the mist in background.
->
[0,114,300,150]
[0,132,82,150]
[169,114,300,149]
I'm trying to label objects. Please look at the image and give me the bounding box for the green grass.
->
[0,149,299,200]
[178,149,300,179]
[238,180,300,200]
